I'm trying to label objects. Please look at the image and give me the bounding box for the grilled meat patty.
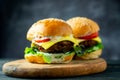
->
[35,40,74,53]
[79,40,98,49]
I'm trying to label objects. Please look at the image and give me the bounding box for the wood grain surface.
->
[2,58,107,78]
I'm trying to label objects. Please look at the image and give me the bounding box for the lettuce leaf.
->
[24,47,75,63]
[24,47,74,55]
[74,43,103,56]
[24,47,38,54]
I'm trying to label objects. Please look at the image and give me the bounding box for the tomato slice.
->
[35,38,50,43]
[79,32,98,40]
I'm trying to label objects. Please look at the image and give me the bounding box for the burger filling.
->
[74,40,103,56]
[32,35,78,50]
[33,40,74,53]
[24,40,75,63]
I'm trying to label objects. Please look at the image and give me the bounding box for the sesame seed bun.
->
[27,18,72,41]
[67,17,100,38]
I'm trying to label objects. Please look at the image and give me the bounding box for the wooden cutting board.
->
[2,58,107,78]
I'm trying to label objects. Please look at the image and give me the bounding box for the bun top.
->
[67,17,100,38]
[27,18,72,41]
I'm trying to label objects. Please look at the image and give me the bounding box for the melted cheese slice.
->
[92,37,102,43]
[32,36,78,49]
[32,36,102,50]
[76,37,101,43]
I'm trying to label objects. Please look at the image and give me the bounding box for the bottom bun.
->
[74,49,102,60]
[25,52,75,63]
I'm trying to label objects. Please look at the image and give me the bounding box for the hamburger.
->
[24,18,77,63]
[67,17,103,59]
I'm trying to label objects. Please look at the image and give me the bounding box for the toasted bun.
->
[74,49,102,60]
[27,18,72,41]
[25,52,75,63]
[67,17,100,38]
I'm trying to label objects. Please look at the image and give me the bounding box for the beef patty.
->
[79,40,98,49]
[35,40,74,53]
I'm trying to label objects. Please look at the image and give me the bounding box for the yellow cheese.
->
[32,36,102,50]
[92,37,102,43]
[75,37,101,44]
[33,36,78,49]
[76,39,84,43]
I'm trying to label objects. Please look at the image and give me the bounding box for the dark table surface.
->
[0,58,120,80]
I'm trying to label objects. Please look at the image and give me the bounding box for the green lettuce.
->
[24,47,38,54]
[24,47,52,63]
[24,47,73,55]
[24,47,74,63]
[74,43,103,56]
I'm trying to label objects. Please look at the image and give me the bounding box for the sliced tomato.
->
[35,38,50,43]
[79,32,98,40]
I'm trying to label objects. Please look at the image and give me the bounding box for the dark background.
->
[0,0,120,60]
